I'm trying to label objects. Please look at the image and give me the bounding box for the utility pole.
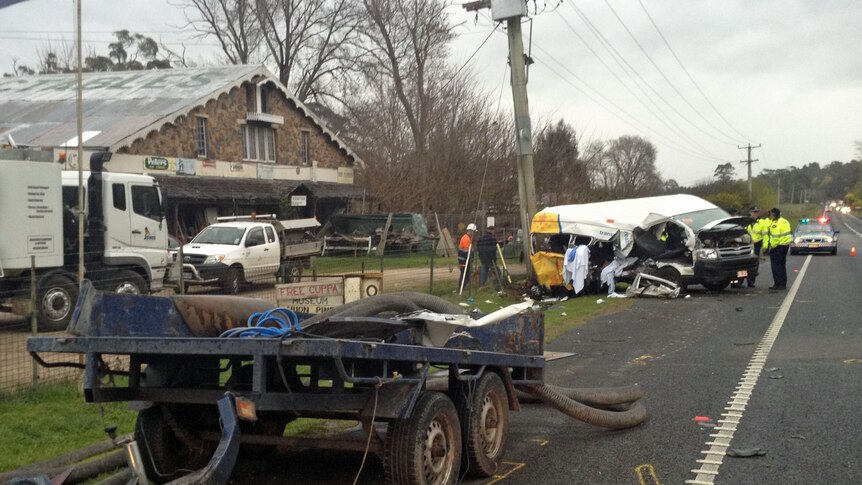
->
[738,144,760,205]
[464,0,538,277]
[76,0,85,285]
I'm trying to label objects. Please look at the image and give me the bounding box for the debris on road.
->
[726,447,767,457]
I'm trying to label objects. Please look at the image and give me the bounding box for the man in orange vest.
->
[458,224,477,288]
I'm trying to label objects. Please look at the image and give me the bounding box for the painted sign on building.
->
[144,156,169,170]
[290,195,307,207]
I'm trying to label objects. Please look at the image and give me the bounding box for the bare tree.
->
[590,135,662,198]
[177,0,262,64]
[36,40,76,73]
[254,0,360,102]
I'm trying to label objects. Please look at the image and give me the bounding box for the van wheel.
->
[655,267,686,293]
[703,280,730,291]
[37,273,78,331]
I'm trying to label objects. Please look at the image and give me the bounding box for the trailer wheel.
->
[37,273,78,332]
[111,269,147,294]
[224,267,242,294]
[455,372,509,477]
[134,406,212,483]
[384,392,461,485]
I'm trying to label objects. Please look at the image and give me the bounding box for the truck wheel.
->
[134,406,212,483]
[455,372,508,477]
[224,267,242,295]
[385,392,461,485]
[37,273,78,332]
[111,269,147,294]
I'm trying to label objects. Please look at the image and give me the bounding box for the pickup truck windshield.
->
[674,208,730,231]
[191,226,246,245]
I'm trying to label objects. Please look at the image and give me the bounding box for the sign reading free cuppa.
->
[275,281,344,314]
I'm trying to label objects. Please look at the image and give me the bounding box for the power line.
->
[554,8,724,162]
[0,34,221,48]
[601,0,740,145]
[564,3,731,160]
[636,0,752,142]
[531,41,729,164]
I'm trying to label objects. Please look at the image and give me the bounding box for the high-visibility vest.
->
[766,217,792,248]
[747,217,770,243]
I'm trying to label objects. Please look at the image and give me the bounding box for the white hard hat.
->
[466,223,477,231]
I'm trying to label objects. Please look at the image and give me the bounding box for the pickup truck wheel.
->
[455,372,508,478]
[224,267,242,294]
[37,274,78,332]
[285,261,304,283]
[384,391,461,485]
[112,270,146,294]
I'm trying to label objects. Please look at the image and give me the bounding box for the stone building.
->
[0,65,364,239]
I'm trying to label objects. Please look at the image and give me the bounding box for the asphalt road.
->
[228,211,862,485]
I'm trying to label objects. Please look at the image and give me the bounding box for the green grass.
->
[0,382,136,473]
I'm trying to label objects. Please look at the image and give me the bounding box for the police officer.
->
[764,207,792,290]
[745,207,770,288]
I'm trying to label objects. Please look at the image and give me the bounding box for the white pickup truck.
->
[177,216,322,293]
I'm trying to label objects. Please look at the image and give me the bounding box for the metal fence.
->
[1,241,524,392]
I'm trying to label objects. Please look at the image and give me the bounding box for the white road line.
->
[685,254,813,485]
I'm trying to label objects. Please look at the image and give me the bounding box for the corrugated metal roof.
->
[0,65,361,164]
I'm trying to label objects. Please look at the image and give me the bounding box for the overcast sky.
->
[1,0,860,185]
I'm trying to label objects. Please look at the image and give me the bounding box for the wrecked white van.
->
[530,194,759,292]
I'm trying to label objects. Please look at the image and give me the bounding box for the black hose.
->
[516,384,647,429]
[514,383,645,407]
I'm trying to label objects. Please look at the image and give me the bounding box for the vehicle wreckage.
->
[26,282,647,484]
[531,194,759,294]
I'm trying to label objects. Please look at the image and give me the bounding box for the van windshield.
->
[674,208,730,231]
[191,226,246,245]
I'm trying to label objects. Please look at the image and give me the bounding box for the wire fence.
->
[1,235,525,393]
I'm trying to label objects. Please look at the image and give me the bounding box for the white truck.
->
[177,215,322,294]
[0,152,168,330]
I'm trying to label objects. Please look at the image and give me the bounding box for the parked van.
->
[530,194,759,292]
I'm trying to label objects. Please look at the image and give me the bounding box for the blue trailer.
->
[28,282,645,484]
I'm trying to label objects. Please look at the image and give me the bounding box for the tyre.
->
[703,280,730,292]
[455,372,509,478]
[384,391,462,485]
[134,405,213,483]
[111,269,147,294]
[831,247,838,255]
[285,260,304,283]
[223,267,242,294]
[655,267,687,293]
[37,273,79,332]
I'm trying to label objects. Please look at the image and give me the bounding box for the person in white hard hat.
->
[458,224,477,287]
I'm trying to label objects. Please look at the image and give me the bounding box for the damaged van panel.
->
[530,194,759,293]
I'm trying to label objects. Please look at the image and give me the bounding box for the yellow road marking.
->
[843,358,862,364]
[486,462,526,484]
[635,464,661,485]
[531,438,549,446]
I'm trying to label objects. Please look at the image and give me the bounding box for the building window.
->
[196,116,208,158]
[300,131,310,166]
[242,124,276,162]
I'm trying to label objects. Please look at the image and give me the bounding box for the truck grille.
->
[182,253,208,265]
[718,245,753,257]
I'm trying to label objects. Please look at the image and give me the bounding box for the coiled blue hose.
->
[219,307,302,338]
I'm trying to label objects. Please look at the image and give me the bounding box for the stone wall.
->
[119,82,354,171]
